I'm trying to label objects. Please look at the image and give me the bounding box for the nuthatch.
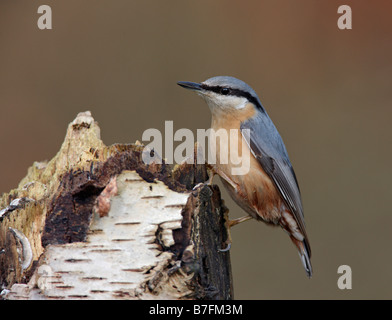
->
[177,76,312,277]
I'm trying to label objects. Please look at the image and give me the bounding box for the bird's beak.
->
[177,81,202,91]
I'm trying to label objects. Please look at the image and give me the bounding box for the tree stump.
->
[0,111,233,300]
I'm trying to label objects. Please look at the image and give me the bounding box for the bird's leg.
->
[228,215,253,227]
[192,164,216,190]
[213,167,237,190]
[205,164,216,185]
[194,166,252,251]
[219,213,253,252]
[204,167,253,251]
[214,167,249,201]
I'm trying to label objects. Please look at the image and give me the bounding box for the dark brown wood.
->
[0,111,233,300]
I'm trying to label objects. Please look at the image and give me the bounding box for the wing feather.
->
[241,113,311,256]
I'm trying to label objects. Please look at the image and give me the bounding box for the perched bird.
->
[177,76,312,277]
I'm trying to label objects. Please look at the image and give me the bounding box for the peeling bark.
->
[0,111,233,300]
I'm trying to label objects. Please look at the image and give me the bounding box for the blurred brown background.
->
[1,0,391,299]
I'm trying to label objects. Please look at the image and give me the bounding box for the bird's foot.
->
[218,214,253,252]
[204,164,216,186]
[218,242,231,252]
[192,165,216,191]
[227,215,253,228]
[192,182,205,191]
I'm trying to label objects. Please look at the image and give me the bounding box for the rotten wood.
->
[0,111,233,300]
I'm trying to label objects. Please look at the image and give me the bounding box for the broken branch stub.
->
[0,111,233,300]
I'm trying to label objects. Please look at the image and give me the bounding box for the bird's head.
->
[177,76,263,114]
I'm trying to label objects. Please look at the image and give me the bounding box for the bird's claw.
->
[192,182,206,191]
[218,242,231,252]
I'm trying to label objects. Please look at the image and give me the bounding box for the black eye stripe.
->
[221,88,230,95]
[200,84,264,111]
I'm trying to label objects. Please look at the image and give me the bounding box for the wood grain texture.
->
[0,111,233,300]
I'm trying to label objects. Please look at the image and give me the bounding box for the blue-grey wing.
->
[240,112,310,253]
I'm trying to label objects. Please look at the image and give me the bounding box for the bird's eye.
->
[221,88,230,95]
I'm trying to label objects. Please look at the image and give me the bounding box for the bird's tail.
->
[290,236,313,278]
[280,211,312,278]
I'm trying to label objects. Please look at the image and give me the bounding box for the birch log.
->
[0,111,233,300]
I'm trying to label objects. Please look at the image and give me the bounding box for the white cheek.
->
[226,96,248,110]
[207,93,247,110]
[235,99,247,110]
